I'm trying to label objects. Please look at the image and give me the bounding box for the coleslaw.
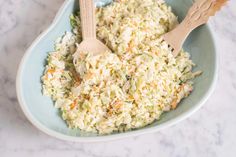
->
[42,0,201,134]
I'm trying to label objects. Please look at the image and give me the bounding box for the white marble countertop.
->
[0,0,236,156]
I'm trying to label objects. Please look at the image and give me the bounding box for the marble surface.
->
[0,0,236,156]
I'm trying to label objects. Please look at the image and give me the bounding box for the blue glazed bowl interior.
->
[17,0,216,139]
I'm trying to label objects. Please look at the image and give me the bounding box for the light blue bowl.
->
[16,0,217,142]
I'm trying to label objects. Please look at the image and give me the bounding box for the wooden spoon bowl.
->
[73,0,110,59]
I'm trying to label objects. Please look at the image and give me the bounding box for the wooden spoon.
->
[162,0,228,57]
[74,0,110,59]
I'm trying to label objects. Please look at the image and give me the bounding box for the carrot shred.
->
[171,98,178,109]
[47,69,56,74]
[70,99,77,110]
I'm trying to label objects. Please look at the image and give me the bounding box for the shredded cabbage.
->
[42,0,201,134]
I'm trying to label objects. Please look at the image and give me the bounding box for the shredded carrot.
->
[44,75,48,80]
[79,53,86,59]
[127,41,134,52]
[171,98,178,109]
[143,28,148,32]
[127,95,134,101]
[47,69,56,74]
[70,99,77,110]
[178,84,185,92]
[113,100,122,110]
[84,72,94,80]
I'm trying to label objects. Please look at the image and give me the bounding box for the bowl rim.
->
[16,0,218,142]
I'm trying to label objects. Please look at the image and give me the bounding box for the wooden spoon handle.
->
[163,0,227,57]
[79,0,96,40]
[182,0,227,30]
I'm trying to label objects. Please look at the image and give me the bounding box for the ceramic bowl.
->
[16,0,217,142]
